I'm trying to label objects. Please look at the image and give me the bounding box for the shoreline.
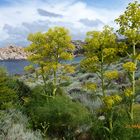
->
[0,55,84,62]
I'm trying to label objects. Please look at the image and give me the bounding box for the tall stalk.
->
[100,48,113,137]
[101,48,105,97]
[130,43,137,121]
[41,66,48,95]
[53,70,57,96]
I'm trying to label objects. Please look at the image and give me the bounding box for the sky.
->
[0,0,138,47]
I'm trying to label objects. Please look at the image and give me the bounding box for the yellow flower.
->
[64,65,75,73]
[88,56,99,63]
[103,95,122,109]
[112,95,122,103]
[117,42,128,54]
[80,56,99,71]
[84,56,99,63]
[124,88,133,97]
[84,82,97,91]
[52,63,58,70]
[103,48,116,57]
[60,52,73,60]
[104,70,119,80]
[123,62,136,72]
[60,75,69,80]
[103,96,114,109]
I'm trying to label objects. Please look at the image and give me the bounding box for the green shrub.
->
[0,67,17,109]
[90,105,140,140]
[8,79,31,104]
[25,85,91,139]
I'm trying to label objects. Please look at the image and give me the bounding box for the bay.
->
[0,56,83,75]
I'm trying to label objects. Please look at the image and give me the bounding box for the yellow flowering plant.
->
[104,70,119,80]
[115,1,140,121]
[124,88,133,97]
[81,26,123,134]
[25,27,75,96]
[57,65,75,84]
[103,95,122,109]
[80,56,99,72]
[83,82,97,91]
[123,62,137,72]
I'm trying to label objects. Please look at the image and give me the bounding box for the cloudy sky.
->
[0,0,137,47]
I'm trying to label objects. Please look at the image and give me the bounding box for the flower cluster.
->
[63,65,75,74]
[103,95,122,109]
[112,95,122,103]
[103,48,116,58]
[123,62,136,72]
[84,82,97,91]
[60,75,69,81]
[43,63,61,72]
[88,56,99,62]
[117,42,128,54]
[124,88,133,97]
[104,70,119,80]
[60,52,73,60]
[81,56,99,72]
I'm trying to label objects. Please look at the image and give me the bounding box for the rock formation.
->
[72,40,85,56]
[0,46,28,60]
[0,40,85,60]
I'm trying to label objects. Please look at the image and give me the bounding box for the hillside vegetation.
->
[0,1,140,140]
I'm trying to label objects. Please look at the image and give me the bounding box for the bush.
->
[7,79,31,104]
[0,67,17,109]
[25,85,91,139]
[0,110,43,140]
[89,105,140,140]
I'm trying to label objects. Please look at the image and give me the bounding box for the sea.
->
[0,56,83,75]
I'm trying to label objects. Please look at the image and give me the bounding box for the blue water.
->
[0,56,83,75]
[0,60,30,75]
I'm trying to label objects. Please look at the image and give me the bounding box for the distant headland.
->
[0,40,85,60]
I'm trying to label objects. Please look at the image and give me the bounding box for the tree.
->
[25,27,75,96]
[115,1,140,121]
[81,26,123,138]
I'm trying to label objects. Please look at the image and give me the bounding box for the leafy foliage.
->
[0,67,17,109]
[25,27,75,96]
[25,85,91,139]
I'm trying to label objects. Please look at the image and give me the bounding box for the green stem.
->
[108,110,113,140]
[101,48,105,97]
[109,111,113,132]
[41,66,48,94]
[53,70,57,96]
[129,42,137,121]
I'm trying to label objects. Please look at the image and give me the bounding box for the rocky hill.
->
[72,40,85,56]
[0,41,85,60]
[0,46,28,60]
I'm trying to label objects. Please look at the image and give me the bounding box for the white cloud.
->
[0,0,134,47]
